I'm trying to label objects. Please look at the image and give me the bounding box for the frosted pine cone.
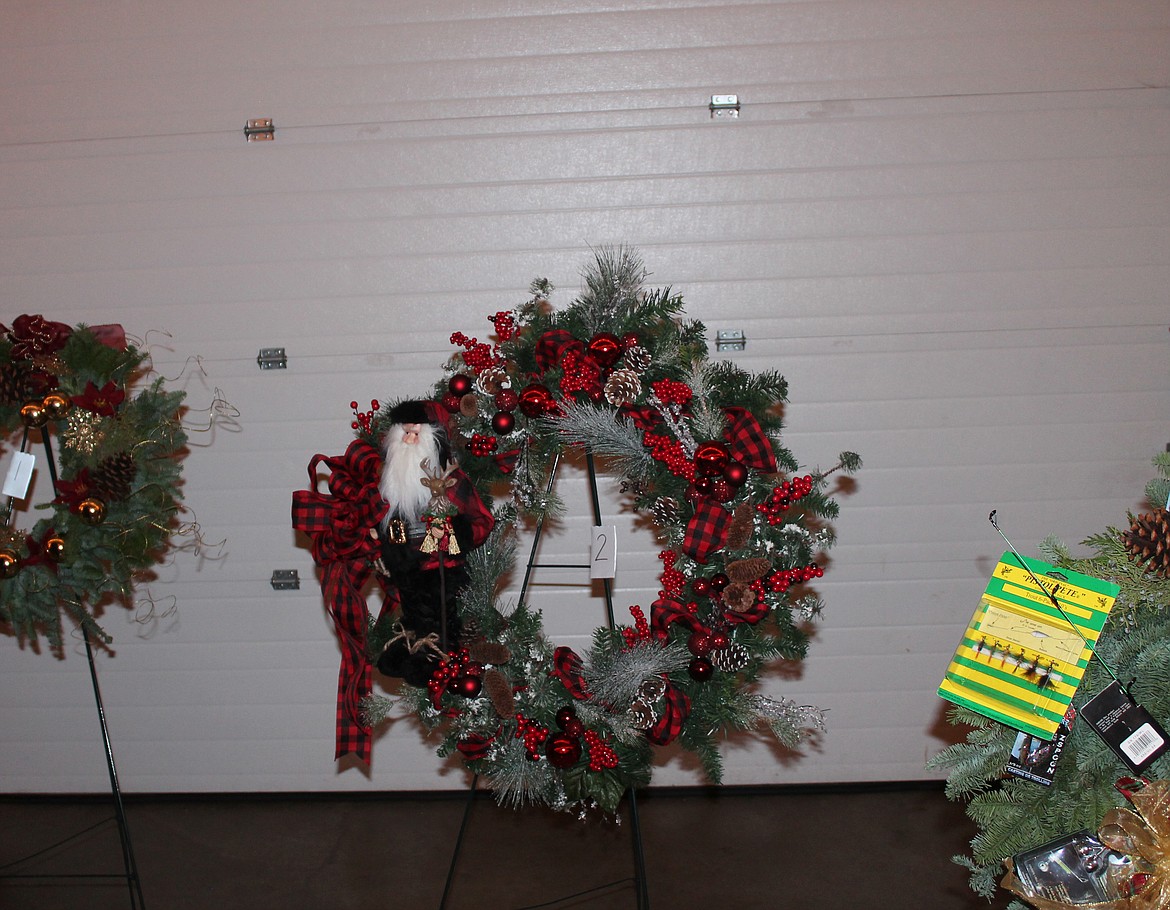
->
[604,369,642,406]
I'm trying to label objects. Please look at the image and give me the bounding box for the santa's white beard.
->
[380,423,442,525]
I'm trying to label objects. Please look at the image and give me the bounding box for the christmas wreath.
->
[0,315,187,648]
[296,249,859,813]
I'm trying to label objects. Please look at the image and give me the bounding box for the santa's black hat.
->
[385,399,454,466]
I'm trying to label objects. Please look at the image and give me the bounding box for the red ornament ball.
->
[586,332,623,369]
[448,374,473,397]
[545,732,582,769]
[694,441,731,476]
[518,383,554,417]
[450,672,483,698]
[709,631,730,650]
[441,392,462,412]
[687,657,714,681]
[491,411,516,435]
[495,389,519,412]
[555,706,577,730]
[687,630,713,656]
[710,573,730,593]
[723,460,749,487]
[691,577,711,597]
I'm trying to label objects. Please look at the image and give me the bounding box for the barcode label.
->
[1121,724,1165,764]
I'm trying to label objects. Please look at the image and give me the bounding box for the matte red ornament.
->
[687,630,713,656]
[586,332,623,369]
[491,411,516,435]
[694,441,731,476]
[687,657,714,681]
[518,383,554,417]
[448,374,473,397]
[441,392,462,412]
[545,732,582,768]
[723,460,749,487]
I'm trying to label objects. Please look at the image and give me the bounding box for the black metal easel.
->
[0,429,146,908]
[438,449,650,910]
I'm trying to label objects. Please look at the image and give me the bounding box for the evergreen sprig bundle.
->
[0,316,187,648]
[929,454,1170,905]
[361,249,859,814]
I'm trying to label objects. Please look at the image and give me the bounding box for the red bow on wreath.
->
[291,439,388,763]
[682,408,778,563]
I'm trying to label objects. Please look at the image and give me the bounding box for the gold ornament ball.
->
[76,498,107,525]
[19,401,48,428]
[43,535,67,563]
[42,393,72,421]
[0,547,21,579]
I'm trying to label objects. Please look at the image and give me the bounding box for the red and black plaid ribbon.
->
[291,439,388,763]
[551,646,591,700]
[650,597,702,637]
[722,407,777,473]
[681,408,777,562]
[645,679,692,746]
[534,329,584,372]
[618,403,662,431]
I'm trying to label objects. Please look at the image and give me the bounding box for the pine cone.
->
[725,502,755,550]
[651,496,679,527]
[710,643,750,672]
[0,363,32,404]
[467,639,512,666]
[624,345,652,373]
[1123,511,1170,578]
[89,452,136,502]
[483,669,515,718]
[726,557,772,584]
[604,369,642,406]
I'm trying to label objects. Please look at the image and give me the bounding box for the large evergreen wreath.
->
[305,249,858,813]
[0,316,187,648]
[929,454,1170,906]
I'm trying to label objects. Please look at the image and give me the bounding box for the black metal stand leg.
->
[84,628,147,910]
[438,773,479,910]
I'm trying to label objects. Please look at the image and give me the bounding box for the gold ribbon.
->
[419,516,460,556]
[1002,780,1169,909]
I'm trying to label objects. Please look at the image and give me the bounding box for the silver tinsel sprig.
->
[647,390,697,457]
[581,639,690,710]
[747,694,826,749]
[554,400,654,480]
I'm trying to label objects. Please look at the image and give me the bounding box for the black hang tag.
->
[1079,680,1169,775]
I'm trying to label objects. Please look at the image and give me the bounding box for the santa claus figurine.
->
[375,400,494,686]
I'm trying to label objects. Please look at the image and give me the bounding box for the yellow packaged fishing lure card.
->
[938,552,1118,740]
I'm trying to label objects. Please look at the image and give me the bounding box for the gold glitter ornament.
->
[62,410,103,454]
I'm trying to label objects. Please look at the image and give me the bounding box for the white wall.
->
[0,1,1167,793]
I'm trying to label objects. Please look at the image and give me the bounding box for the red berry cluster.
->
[350,399,380,433]
[469,433,498,456]
[658,550,686,599]
[643,431,697,480]
[753,563,824,595]
[515,713,550,761]
[426,649,481,708]
[651,378,693,407]
[559,349,601,396]
[489,310,517,342]
[757,475,814,524]
[449,332,498,374]
[620,605,652,648]
[584,729,620,771]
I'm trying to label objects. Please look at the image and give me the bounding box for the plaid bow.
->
[551,646,592,700]
[650,597,702,637]
[645,680,692,746]
[291,439,388,763]
[534,329,585,372]
[681,408,777,562]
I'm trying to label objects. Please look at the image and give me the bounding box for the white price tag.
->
[3,452,35,499]
[590,525,617,580]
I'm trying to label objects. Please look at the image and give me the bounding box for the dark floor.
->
[0,783,1012,910]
